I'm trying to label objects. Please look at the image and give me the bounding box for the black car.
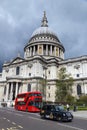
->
[40,104,73,122]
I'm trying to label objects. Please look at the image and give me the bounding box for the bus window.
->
[28,101,33,106]
[17,102,26,105]
[17,94,26,98]
[33,102,42,108]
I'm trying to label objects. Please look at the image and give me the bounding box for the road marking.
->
[7,127,19,130]
[7,119,10,122]
[18,125,23,129]
[12,122,16,125]
[57,123,84,130]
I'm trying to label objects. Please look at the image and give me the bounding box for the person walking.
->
[66,104,70,111]
[73,105,76,112]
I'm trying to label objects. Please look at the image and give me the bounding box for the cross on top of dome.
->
[41,11,48,27]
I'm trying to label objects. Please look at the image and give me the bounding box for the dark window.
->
[17,94,26,98]
[16,66,20,75]
[48,86,50,89]
[4,86,6,95]
[17,102,26,105]
[48,93,50,97]
[42,105,47,110]
[47,105,51,111]
[77,74,79,77]
[28,101,33,106]
[28,93,41,97]
[77,84,81,95]
[27,84,31,92]
[48,71,50,74]
[29,73,31,76]
[8,83,11,94]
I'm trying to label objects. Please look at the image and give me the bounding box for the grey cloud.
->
[0,0,87,71]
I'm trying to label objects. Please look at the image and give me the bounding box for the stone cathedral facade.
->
[0,12,87,106]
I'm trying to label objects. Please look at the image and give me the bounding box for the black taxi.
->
[40,104,73,122]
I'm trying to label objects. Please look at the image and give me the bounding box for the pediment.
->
[10,57,24,65]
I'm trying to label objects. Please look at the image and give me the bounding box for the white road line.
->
[57,123,84,130]
[18,125,23,129]
[7,119,10,122]
[12,122,16,125]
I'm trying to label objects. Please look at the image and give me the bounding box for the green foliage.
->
[66,94,75,104]
[55,67,74,103]
[76,95,87,106]
[77,107,87,110]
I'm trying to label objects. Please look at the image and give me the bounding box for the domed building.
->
[24,11,65,60]
[0,12,87,106]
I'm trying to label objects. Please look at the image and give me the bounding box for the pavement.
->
[71,111,87,119]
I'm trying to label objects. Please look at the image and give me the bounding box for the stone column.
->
[27,48,29,56]
[58,48,59,57]
[15,82,18,98]
[37,45,39,54]
[33,46,35,55]
[42,45,43,55]
[55,46,56,56]
[28,47,30,56]
[30,47,31,56]
[46,45,48,55]
[50,45,52,55]
[6,83,9,101]
[10,82,13,100]
[19,83,23,93]
[59,48,60,57]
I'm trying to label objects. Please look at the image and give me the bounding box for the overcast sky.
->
[0,0,87,72]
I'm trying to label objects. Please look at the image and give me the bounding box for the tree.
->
[77,95,87,106]
[55,67,74,103]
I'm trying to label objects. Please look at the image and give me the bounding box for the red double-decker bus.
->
[14,91,42,112]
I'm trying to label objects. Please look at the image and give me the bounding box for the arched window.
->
[77,84,82,95]
[27,84,31,92]
[16,66,20,75]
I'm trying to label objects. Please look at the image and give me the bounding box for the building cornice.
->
[59,55,87,65]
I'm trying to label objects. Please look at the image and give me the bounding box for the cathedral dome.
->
[30,11,59,42]
[31,26,58,38]
[24,11,65,60]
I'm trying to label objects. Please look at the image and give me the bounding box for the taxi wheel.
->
[50,113,54,119]
[57,116,62,121]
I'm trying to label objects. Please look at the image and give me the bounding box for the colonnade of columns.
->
[6,82,22,101]
[25,44,64,59]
